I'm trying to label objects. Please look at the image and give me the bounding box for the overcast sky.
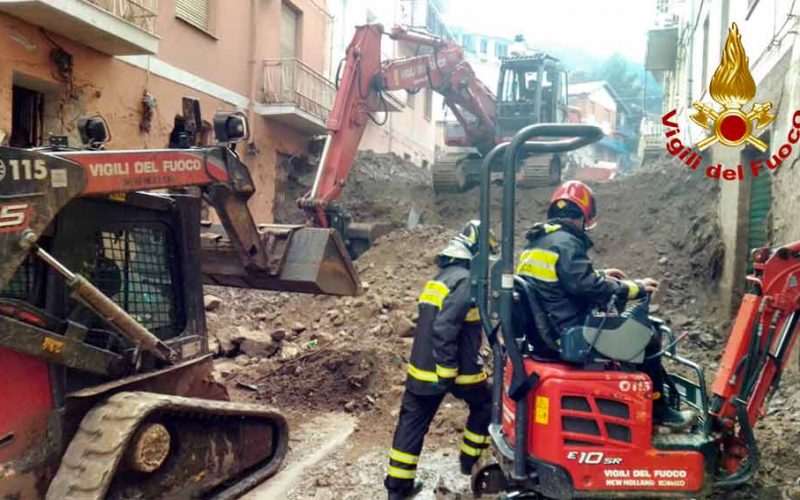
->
[443,0,656,63]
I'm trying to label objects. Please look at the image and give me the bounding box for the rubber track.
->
[46,391,287,500]
[517,154,559,188]
[432,154,466,193]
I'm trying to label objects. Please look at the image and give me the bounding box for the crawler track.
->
[47,391,288,500]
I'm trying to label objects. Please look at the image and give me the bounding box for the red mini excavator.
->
[0,100,360,499]
[300,24,567,258]
[470,123,800,498]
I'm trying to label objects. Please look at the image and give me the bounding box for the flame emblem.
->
[690,23,774,152]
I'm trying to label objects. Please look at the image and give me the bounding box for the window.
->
[480,38,488,54]
[462,34,476,53]
[495,43,508,58]
[176,0,211,32]
[424,88,432,121]
[281,2,300,59]
[10,85,43,147]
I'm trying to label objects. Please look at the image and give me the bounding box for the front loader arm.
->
[0,145,361,297]
[710,241,800,480]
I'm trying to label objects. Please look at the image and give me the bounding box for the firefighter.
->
[516,180,696,429]
[384,220,498,500]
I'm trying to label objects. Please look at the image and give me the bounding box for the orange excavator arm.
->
[299,24,497,230]
[709,241,800,483]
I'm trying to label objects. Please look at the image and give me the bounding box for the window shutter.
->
[281,3,298,59]
[176,0,209,30]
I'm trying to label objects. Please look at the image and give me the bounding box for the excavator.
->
[469,123,800,498]
[0,99,361,499]
[299,24,568,257]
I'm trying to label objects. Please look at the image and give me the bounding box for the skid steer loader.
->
[0,99,361,499]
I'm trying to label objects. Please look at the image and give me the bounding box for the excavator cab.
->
[495,54,568,140]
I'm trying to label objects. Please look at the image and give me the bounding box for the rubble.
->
[203,294,222,312]
[213,153,800,498]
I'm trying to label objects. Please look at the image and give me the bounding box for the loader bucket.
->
[201,224,363,296]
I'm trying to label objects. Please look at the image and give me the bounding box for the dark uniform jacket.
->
[516,220,645,332]
[406,262,487,395]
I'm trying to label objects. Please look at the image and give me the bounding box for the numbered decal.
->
[3,159,49,181]
[0,203,31,233]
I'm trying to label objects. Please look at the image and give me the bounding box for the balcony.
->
[398,0,454,41]
[257,58,336,135]
[0,0,159,55]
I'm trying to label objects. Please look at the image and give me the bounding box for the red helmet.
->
[549,181,598,229]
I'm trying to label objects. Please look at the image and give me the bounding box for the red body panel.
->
[0,349,52,463]
[503,359,705,493]
[63,150,229,194]
[711,294,761,417]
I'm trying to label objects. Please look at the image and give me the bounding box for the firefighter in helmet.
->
[516,180,696,429]
[384,220,499,500]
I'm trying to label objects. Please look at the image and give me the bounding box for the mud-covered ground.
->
[213,153,800,499]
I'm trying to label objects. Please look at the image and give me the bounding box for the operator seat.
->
[511,276,654,365]
[511,276,561,360]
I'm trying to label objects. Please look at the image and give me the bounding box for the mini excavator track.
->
[46,391,288,500]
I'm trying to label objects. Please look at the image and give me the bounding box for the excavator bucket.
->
[201,224,363,296]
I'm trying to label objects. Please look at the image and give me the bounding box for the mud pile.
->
[272,151,441,229]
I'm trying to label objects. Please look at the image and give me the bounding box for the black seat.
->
[511,276,561,359]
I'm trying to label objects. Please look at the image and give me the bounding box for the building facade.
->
[0,0,333,224]
[647,0,800,312]
[326,0,450,167]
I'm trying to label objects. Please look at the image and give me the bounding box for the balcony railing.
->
[85,0,159,34]
[398,0,454,41]
[0,0,159,54]
[262,58,336,127]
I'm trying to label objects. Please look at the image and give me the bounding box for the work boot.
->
[387,479,423,500]
[654,406,698,431]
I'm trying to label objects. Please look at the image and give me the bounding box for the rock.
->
[271,329,287,342]
[362,281,370,290]
[658,256,669,265]
[232,326,277,356]
[204,294,222,312]
[332,316,345,327]
[214,327,237,355]
[207,335,221,356]
[280,344,300,360]
[234,354,250,366]
[291,322,307,334]
[344,400,357,413]
[394,315,417,338]
[699,333,717,347]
